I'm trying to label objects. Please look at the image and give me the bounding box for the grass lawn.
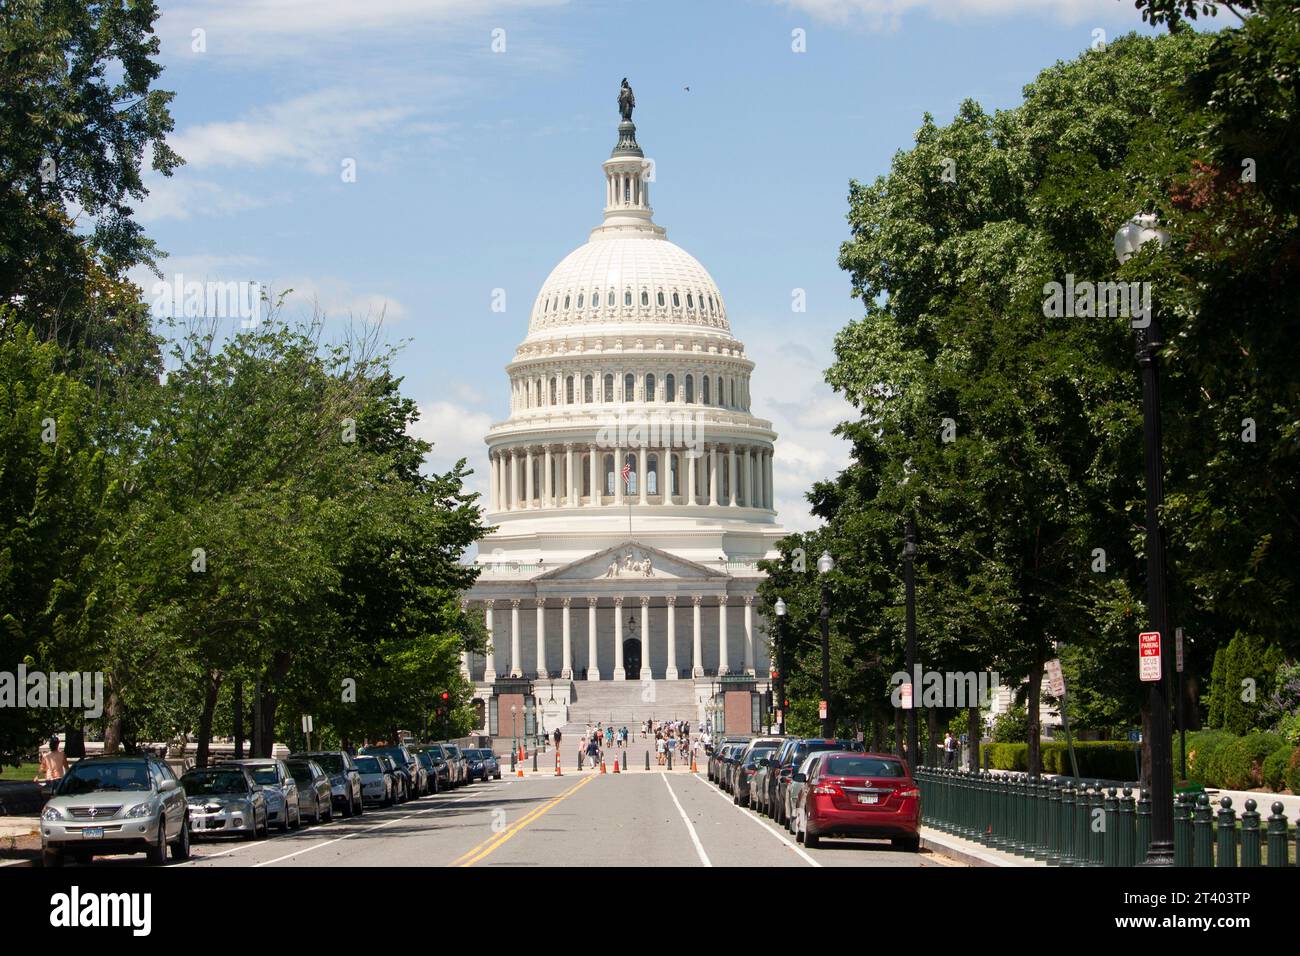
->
[0,762,42,783]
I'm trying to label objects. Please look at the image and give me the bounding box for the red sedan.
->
[792,751,920,851]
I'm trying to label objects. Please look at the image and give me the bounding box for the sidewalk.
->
[920,826,1046,867]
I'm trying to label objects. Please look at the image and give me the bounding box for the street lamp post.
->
[1115,213,1174,866]
[511,704,518,760]
[903,517,918,772]
[817,551,834,738]
[774,598,787,736]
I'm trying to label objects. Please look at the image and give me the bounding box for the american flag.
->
[620,461,631,487]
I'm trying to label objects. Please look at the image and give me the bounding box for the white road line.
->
[691,774,821,867]
[661,773,711,867]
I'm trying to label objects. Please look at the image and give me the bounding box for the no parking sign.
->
[1138,631,1161,682]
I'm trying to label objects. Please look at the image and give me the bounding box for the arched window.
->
[686,293,694,309]
[722,457,730,500]
[604,455,616,495]
[624,290,632,306]
[543,298,548,313]
[583,455,591,496]
[645,373,656,402]
[702,376,710,404]
[647,454,658,495]
[625,453,638,494]
[641,290,649,307]
[563,295,570,309]
[685,374,694,403]
[576,293,584,309]
[584,375,594,403]
[604,374,614,402]
[672,292,680,308]
[669,454,679,495]
[657,291,665,307]
[729,379,735,406]
[716,376,724,406]
[549,379,557,405]
[607,290,615,307]
[666,374,676,402]
[624,373,635,402]
[565,376,574,404]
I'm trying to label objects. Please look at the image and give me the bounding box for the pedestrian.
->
[554,727,562,750]
[656,736,666,766]
[35,736,67,786]
[943,732,956,768]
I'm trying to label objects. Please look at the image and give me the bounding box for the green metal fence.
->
[916,767,1298,867]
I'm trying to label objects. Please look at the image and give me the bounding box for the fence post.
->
[1118,786,1136,867]
[1239,799,1260,868]
[1266,802,1290,868]
[1192,793,1214,867]
[1088,782,1106,866]
[1075,781,1091,868]
[1060,781,1077,866]
[1215,797,1238,868]
[1136,788,1152,864]
[1103,787,1119,867]
[1173,792,1192,867]
[1046,779,1062,865]
[1033,779,1050,861]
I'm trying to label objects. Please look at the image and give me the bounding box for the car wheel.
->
[891,835,921,852]
[324,800,333,823]
[42,847,64,868]
[257,811,268,839]
[172,817,191,860]
[277,809,290,833]
[146,820,167,865]
[354,794,362,816]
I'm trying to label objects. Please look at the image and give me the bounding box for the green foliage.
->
[1207,732,1286,790]
[1184,729,1235,785]
[1206,633,1286,734]
[984,741,1137,779]
[991,707,1030,743]
[1262,745,1294,793]
[1288,749,1300,795]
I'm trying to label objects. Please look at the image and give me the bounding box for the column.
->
[488,456,497,512]
[708,444,719,506]
[613,597,626,680]
[666,596,678,680]
[638,445,648,505]
[524,447,535,509]
[691,596,703,677]
[587,598,599,680]
[743,595,755,675]
[561,597,573,679]
[767,450,774,509]
[565,443,576,507]
[639,596,652,681]
[535,598,546,678]
[543,446,553,508]
[614,447,624,505]
[508,450,518,510]
[510,599,522,677]
[589,445,600,508]
[459,600,471,678]
[728,446,738,506]
[687,451,697,506]
[718,595,730,675]
[484,601,497,682]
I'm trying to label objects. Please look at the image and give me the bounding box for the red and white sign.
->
[1046,658,1066,698]
[818,700,828,720]
[899,683,913,710]
[1139,631,1162,682]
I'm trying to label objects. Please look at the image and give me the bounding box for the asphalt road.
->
[49,768,949,868]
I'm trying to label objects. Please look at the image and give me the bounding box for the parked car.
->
[413,750,441,793]
[291,750,363,817]
[792,751,920,851]
[438,744,469,787]
[415,745,452,790]
[462,748,500,781]
[181,765,268,840]
[41,755,191,867]
[353,754,394,807]
[764,738,864,825]
[719,744,746,793]
[227,758,301,831]
[285,759,334,824]
[707,737,750,783]
[362,746,425,797]
[377,754,410,802]
[732,742,780,808]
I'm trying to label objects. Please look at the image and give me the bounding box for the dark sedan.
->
[462,748,500,781]
[290,750,363,817]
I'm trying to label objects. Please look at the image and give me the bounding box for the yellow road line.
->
[450,775,595,867]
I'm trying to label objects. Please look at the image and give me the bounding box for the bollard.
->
[533,749,538,773]
[1103,788,1120,868]
[1046,779,1062,866]
[667,750,672,771]
[1173,792,1192,867]
[1089,783,1106,867]
[1216,797,1238,867]
[1192,793,1214,867]
[1266,802,1289,868]
[555,751,562,776]
[510,751,516,772]
[645,750,651,771]
[1118,787,1136,867]
[1074,782,1091,868]
[1033,779,1050,861]
[1136,788,1153,864]
[1240,799,1261,868]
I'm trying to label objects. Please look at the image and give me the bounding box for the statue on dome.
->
[618,78,635,122]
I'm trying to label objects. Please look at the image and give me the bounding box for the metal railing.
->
[916,767,1298,867]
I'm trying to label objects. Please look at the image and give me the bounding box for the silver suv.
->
[41,755,190,867]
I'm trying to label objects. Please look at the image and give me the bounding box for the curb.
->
[919,827,1044,867]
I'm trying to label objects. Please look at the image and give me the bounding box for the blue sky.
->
[132,0,1178,530]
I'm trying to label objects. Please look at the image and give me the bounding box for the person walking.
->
[35,736,67,787]
[943,732,957,768]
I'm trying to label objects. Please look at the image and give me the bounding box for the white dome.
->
[529,233,729,336]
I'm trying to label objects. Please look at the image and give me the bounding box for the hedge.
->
[1289,749,1300,796]
[1263,745,1292,792]
[1208,732,1287,790]
[1184,729,1235,786]
[982,741,1138,779]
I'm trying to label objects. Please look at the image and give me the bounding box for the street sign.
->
[301,714,313,734]
[1175,627,1184,673]
[1139,631,1162,682]
[899,682,913,710]
[1046,658,1066,698]
[818,700,828,720]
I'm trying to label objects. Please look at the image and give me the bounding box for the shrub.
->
[991,707,1029,743]
[1184,730,1234,786]
[1262,745,1294,792]
[1209,732,1285,789]
[1288,749,1300,796]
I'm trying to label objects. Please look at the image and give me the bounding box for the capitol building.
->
[462,86,785,736]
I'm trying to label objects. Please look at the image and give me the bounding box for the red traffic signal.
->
[439,691,450,701]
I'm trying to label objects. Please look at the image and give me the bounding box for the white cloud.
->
[410,398,494,495]
[778,0,1125,29]
[133,172,270,222]
[272,276,409,324]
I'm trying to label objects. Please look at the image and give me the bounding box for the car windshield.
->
[365,747,408,766]
[354,756,381,773]
[58,761,151,794]
[794,741,851,762]
[744,748,775,767]
[285,764,316,784]
[183,770,249,795]
[307,754,344,774]
[823,756,906,778]
[244,765,280,786]
[443,746,461,758]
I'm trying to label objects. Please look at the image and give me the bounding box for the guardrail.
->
[916,767,1298,867]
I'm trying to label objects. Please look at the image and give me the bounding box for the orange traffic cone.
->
[690,756,698,772]
[517,764,524,777]
[555,753,562,776]
[613,758,620,773]
[600,758,607,774]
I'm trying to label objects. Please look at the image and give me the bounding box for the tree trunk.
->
[195,671,222,768]
[926,708,940,766]
[1026,655,1045,776]
[101,684,124,754]
[894,707,904,761]
[967,707,981,772]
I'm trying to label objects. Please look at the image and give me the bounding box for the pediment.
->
[535,541,724,582]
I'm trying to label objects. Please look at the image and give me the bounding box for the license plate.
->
[192,817,205,830]
[857,794,878,805]
[82,827,104,839]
